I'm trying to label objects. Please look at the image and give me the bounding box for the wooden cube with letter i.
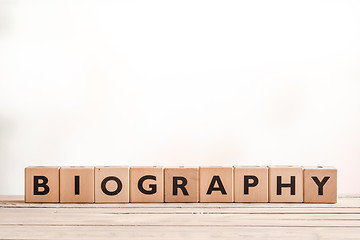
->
[60,166,94,203]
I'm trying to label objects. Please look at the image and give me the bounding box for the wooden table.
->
[1,196,360,239]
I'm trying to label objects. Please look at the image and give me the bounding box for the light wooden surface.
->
[1,196,360,239]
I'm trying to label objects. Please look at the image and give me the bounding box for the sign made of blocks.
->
[24,165,338,203]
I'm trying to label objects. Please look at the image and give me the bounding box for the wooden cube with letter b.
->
[25,166,60,203]
[60,166,94,203]
[268,166,303,203]
[130,166,164,202]
[234,166,268,202]
[199,167,233,202]
[303,166,337,203]
[164,167,198,202]
[95,166,129,203]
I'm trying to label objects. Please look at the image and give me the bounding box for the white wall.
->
[0,0,360,195]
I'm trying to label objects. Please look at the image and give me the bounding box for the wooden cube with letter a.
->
[234,166,268,202]
[60,167,94,203]
[304,166,337,203]
[268,166,303,203]
[25,166,60,203]
[164,167,198,202]
[95,166,129,203]
[199,167,233,202]
[130,166,164,202]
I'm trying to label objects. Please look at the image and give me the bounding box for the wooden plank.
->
[0,226,360,240]
[0,212,360,227]
[2,197,360,208]
[2,206,360,214]
[0,196,360,239]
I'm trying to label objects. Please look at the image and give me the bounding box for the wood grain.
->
[0,196,360,239]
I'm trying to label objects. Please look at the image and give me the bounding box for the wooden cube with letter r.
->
[164,167,198,202]
[25,166,60,203]
[303,166,337,203]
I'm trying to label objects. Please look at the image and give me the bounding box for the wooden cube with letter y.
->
[25,166,60,203]
[60,166,94,203]
[95,166,129,203]
[199,167,233,202]
[304,166,337,203]
[268,166,303,203]
[164,167,198,202]
[130,166,164,202]
[234,166,268,202]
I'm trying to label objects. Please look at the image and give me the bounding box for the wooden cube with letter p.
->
[25,166,60,203]
[234,166,268,202]
[95,166,129,203]
[304,166,337,203]
[60,166,94,203]
[164,167,198,202]
[199,167,233,202]
[268,166,303,203]
[130,166,164,202]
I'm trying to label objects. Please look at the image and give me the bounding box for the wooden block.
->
[164,167,198,203]
[199,167,233,202]
[234,166,268,203]
[130,167,164,203]
[94,166,129,203]
[268,166,303,203]
[303,166,337,203]
[25,166,60,203]
[60,167,94,203]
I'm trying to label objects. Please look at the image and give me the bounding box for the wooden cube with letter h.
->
[25,166,60,203]
[304,166,337,203]
[234,166,268,202]
[164,167,198,202]
[268,166,303,203]
[130,166,164,202]
[199,167,233,202]
[60,166,94,203]
[95,166,129,203]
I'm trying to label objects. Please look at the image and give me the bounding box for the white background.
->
[0,0,360,195]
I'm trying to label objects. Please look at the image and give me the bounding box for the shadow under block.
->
[25,167,60,203]
[199,167,233,202]
[60,167,94,203]
[268,166,303,203]
[94,166,129,203]
[164,167,198,202]
[130,167,164,203]
[234,166,268,203]
[304,166,337,203]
